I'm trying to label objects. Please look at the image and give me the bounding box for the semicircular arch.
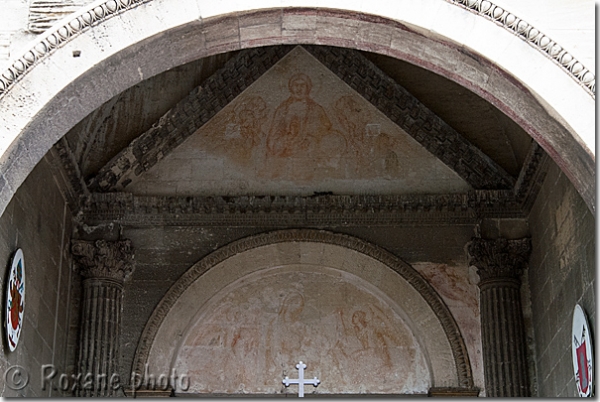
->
[0,1,594,216]
[132,229,474,393]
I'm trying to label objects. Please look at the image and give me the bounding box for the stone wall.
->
[528,162,595,396]
[0,154,75,397]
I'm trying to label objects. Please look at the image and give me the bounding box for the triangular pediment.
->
[89,46,514,196]
[125,47,471,196]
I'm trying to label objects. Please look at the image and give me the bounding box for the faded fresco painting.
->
[129,47,470,196]
[173,267,430,395]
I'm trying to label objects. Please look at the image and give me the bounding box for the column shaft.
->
[71,239,134,397]
[468,237,531,397]
[479,281,529,396]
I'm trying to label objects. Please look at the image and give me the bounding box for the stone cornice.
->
[48,137,90,209]
[79,191,525,226]
[0,3,593,99]
[305,45,515,190]
[467,237,531,283]
[513,142,549,213]
[87,45,293,192]
[71,239,135,282]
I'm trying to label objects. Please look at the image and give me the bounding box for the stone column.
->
[71,239,135,397]
[467,237,531,397]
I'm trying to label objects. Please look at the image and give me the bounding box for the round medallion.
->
[572,304,593,397]
[5,249,25,352]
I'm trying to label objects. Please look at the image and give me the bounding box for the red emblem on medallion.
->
[5,249,25,352]
[573,305,593,397]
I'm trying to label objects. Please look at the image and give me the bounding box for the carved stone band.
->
[71,239,135,282]
[0,2,594,99]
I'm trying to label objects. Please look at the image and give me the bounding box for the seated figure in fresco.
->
[266,73,342,159]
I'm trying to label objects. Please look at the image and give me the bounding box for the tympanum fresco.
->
[173,268,430,395]
[129,47,470,196]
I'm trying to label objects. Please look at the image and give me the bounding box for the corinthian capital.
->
[467,237,531,282]
[71,239,135,282]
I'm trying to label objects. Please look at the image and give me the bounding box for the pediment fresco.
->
[128,47,470,196]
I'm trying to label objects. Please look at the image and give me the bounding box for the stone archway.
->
[132,229,475,395]
[0,1,594,218]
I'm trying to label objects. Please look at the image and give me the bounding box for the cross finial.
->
[282,361,320,397]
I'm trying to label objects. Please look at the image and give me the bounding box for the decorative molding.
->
[513,141,549,213]
[90,44,515,192]
[48,137,90,209]
[428,387,480,397]
[305,45,515,190]
[28,0,92,34]
[131,229,475,389]
[88,46,293,192]
[71,239,135,282]
[0,3,593,99]
[0,0,151,97]
[467,237,531,284]
[447,0,595,97]
[79,190,526,226]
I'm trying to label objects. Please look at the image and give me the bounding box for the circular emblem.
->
[5,249,25,352]
[572,304,593,397]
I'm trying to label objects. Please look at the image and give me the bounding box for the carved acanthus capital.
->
[467,237,531,283]
[71,239,135,282]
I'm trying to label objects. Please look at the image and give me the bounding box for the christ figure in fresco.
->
[266,73,339,158]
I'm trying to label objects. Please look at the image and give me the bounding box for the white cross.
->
[282,361,320,397]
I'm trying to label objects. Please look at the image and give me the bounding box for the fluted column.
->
[467,237,531,397]
[71,239,135,397]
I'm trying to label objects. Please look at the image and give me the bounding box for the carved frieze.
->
[71,239,135,282]
[79,190,525,226]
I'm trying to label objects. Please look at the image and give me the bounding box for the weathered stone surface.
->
[74,239,135,397]
[136,232,474,394]
[304,45,516,190]
[125,47,471,196]
[468,237,531,397]
[88,46,294,192]
[0,153,74,397]
[413,262,483,392]
[467,237,531,284]
[177,267,430,394]
[527,163,596,397]
[71,239,135,282]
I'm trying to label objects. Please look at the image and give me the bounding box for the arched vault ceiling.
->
[64,45,533,198]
